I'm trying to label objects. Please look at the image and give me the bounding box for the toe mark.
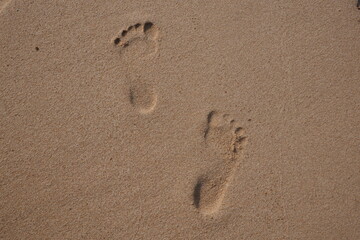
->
[235,127,243,134]
[113,22,159,57]
[114,37,121,45]
[143,22,154,32]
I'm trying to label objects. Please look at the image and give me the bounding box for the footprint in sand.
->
[193,111,247,215]
[113,22,159,114]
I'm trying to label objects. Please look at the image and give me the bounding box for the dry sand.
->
[1,0,360,239]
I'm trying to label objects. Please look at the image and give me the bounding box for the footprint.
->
[113,22,159,114]
[193,111,247,215]
[113,22,159,61]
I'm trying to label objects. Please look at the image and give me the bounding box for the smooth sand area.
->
[1,1,360,239]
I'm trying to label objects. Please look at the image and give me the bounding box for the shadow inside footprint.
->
[193,181,202,209]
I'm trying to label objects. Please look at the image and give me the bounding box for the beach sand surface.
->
[1,0,360,239]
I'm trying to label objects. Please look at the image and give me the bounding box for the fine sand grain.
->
[1,1,360,239]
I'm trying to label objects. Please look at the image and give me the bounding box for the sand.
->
[1,0,360,239]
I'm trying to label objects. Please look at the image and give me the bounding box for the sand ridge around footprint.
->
[113,21,160,114]
[194,111,247,215]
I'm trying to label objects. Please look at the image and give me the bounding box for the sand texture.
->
[1,1,360,239]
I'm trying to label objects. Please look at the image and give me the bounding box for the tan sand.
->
[1,0,360,239]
